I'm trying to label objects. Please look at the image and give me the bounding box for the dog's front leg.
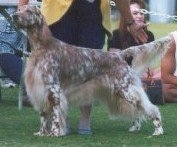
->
[50,105,67,136]
[48,88,68,137]
[34,113,50,136]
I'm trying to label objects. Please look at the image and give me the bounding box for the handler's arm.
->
[114,0,148,44]
[161,35,177,86]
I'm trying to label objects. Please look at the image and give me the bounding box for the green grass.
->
[0,23,177,147]
[148,22,177,38]
[1,87,177,147]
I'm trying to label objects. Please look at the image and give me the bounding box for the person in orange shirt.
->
[18,0,148,135]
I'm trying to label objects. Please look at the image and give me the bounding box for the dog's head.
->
[12,5,43,29]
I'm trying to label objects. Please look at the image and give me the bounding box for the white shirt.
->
[170,31,177,76]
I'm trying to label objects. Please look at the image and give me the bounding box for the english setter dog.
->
[12,6,170,137]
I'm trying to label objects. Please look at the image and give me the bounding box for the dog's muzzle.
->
[11,13,26,29]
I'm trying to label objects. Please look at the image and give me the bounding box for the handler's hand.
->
[128,23,148,44]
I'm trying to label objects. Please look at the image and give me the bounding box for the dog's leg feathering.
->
[126,83,163,136]
[137,87,163,136]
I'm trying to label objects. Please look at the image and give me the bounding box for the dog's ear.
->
[121,36,171,76]
[27,6,41,15]
[34,6,41,14]
[31,6,44,26]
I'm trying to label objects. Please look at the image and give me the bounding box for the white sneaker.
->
[2,82,16,88]
[1,79,16,88]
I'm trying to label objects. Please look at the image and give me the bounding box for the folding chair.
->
[0,6,28,110]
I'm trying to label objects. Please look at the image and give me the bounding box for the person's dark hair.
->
[130,0,146,10]
[119,0,147,48]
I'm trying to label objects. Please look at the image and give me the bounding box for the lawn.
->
[1,88,177,147]
[0,22,177,147]
[148,22,177,38]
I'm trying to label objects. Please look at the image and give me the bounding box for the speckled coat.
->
[12,6,170,137]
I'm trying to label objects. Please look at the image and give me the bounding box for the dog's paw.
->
[152,127,164,136]
[34,131,47,136]
[129,125,140,132]
[48,132,59,137]
[48,132,65,137]
[48,129,68,137]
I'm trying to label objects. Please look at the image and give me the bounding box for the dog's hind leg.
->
[135,86,163,136]
[144,104,163,136]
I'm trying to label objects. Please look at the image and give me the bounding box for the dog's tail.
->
[121,36,171,76]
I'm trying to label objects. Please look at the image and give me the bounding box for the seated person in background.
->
[161,31,177,103]
[0,6,25,88]
[108,0,154,65]
[108,0,164,105]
